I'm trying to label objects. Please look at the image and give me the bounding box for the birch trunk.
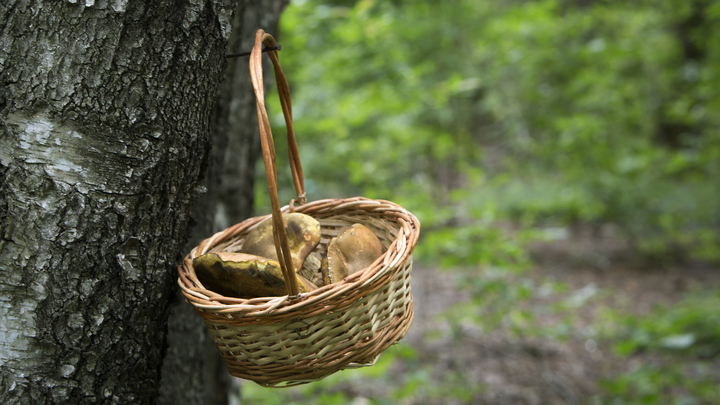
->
[0,0,236,403]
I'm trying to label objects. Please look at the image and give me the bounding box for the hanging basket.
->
[177,29,420,387]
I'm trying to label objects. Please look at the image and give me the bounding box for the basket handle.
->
[250,29,305,296]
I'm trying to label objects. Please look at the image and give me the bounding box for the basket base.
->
[221,298,414,387]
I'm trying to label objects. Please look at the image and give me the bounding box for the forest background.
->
[243,0,720,403]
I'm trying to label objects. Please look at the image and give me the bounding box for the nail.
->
[225,44,282,59]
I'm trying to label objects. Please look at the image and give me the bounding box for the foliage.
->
[444,269,546,338]
[591,363,720,405]
[590,290,720,404]
[265,0,720,264]
[240,345,483,404]
[247,0,720,403]
[602,291,720,358]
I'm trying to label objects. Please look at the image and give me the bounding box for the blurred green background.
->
[248,0,720,403]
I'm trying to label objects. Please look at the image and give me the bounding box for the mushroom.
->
[323,223,384,285]
[297,251,322,282]
[192,252,317,298]
[240,213,321,272]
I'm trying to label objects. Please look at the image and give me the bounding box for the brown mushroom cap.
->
[192,252,317,298]
[240,213,321,272]
[325,223,384,285]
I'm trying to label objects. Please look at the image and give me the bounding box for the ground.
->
[235,229,720,404]
[403,230,720,405]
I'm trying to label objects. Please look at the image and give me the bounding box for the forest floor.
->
[403,228,720,405]
[238,228,720,404]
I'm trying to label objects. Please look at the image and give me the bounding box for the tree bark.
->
[157,1,288,404]
[213,0,288,231]
[0,0,235,403]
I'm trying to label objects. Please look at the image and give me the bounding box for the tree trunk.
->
[157,1,287,404]
[0,0,235,403]
[213,0,288,231]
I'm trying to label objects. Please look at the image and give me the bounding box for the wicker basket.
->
[177,29,420,387]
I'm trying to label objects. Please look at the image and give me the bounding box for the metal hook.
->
[225,44,282,59]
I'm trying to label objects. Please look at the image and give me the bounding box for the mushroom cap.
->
[240,213,321,272]
[325,223,384,284]
[193,252,317,298]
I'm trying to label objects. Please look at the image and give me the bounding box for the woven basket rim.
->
[178,196,420,318]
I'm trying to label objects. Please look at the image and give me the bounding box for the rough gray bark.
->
[0,0,235,403]
[157,1,288,403]
[213,0,288,231]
